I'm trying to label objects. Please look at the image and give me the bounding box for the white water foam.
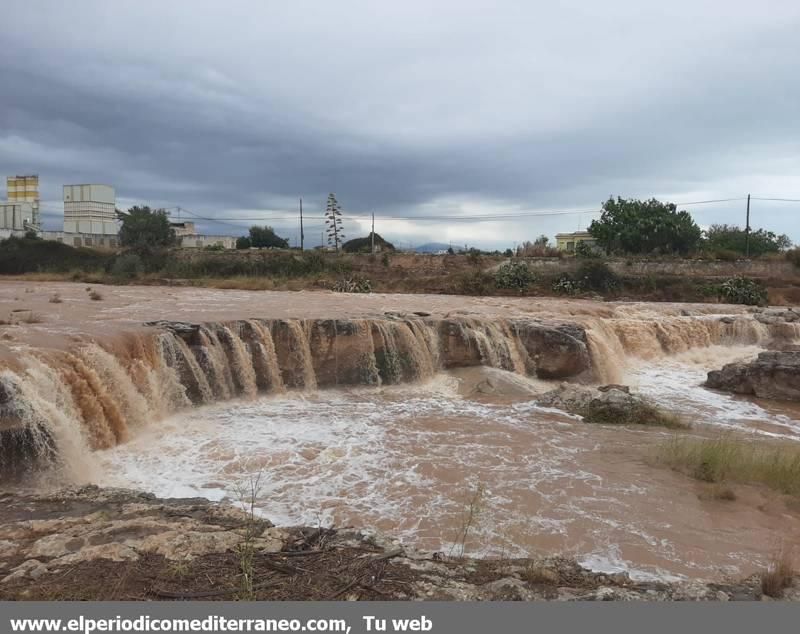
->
[97,365,800,581]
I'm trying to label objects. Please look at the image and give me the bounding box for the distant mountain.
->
[414,242,452,253]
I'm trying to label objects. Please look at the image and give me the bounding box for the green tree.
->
[704,224,792,256]
[236,236,252,249]
[247,226,288,249]
[117,206,176,250]
[533,234,550,247]
[589,197,702,255]
[325,193,345,252]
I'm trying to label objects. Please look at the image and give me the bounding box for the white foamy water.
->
[98,365,800,582]
[627,346,800,440]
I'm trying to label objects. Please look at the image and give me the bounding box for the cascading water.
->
[0,312,798,481]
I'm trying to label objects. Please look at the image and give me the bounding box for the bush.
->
[552,275,581,294]
[110,253,144,279]
[494,261,536,291]
[332,275,372,293]
[575,261,620,292]
[574,241,600,258]
[761,550,795,598]
[0,236,111,274]
[718,276,768,306]
[786,248,800,268]
[704,224,791,256]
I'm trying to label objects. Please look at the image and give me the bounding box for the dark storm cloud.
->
[1,0,799,245]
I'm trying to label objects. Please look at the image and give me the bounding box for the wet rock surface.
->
[0,486,791,601]
[511,320,592,379]
[537,384,684,427]
[706,351,800,401]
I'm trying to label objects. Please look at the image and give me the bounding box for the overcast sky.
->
[1,0,799,248]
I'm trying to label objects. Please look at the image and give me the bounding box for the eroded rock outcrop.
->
[0,487,790,601]
[512,321,592,379]
[706,351,800,401]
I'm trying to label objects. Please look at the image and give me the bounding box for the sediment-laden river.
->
[1,282,799,582]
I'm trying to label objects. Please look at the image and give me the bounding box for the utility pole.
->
[371,212,375,254]
[299,197,304,251]
[745,194,751,258]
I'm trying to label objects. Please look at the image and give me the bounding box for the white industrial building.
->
[0,202,34,231]
[63,184,118,235]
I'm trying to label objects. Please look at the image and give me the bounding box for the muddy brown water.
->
[1,282,799,581]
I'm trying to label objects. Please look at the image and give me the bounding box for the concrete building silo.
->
[0,202,34,231]
[5,175,39,229]
[63,184,117,235]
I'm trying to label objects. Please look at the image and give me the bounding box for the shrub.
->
[761,549,795,598]
[718,276,768,306]
[552,275,581,294]
[494,261,536,291]
[110,253,144,279]
[575,261,620,293]
[574,241,600,258]
[0,236,110,274]
[332,275,372,293]
[786,248,800,268]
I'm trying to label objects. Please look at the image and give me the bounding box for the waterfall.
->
[0,312,798,480]
[283,320,317,390]
[582,315,800,383]
[246,319,285,393]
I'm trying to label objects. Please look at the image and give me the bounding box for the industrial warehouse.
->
[0,174,235,249]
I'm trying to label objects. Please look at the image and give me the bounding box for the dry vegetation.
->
[760,547,796,598]
[657,434,800,496]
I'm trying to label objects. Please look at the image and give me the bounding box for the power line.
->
[163,196,768,228]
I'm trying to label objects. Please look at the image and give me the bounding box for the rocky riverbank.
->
[0,486,795,601]
[706,351,800,401]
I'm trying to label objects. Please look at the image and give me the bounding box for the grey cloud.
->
[1,0,799,246]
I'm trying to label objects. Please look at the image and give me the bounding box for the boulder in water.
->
[512,321,591,379]
[538,384,686,428]
[706,351,800,401]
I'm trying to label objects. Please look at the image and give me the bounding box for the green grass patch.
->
[657,435,800,496]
